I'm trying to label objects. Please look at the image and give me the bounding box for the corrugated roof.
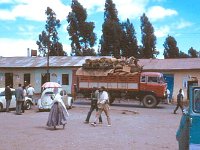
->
[0,56,199,70]
[0,56,111,68]
[139,58,200,70]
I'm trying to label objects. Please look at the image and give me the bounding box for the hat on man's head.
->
[100,86,106,91]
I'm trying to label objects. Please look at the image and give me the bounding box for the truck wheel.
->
[142,95,157,108]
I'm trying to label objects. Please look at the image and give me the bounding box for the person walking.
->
[21,85,27,113]
[27,84,35,104]
[174,89,184,114]
[84,87,102,124]
[5,85,12,112]
[91,86,111,127]
[166,89,171,104]
[47,88,69,130]
[15,83,24,115]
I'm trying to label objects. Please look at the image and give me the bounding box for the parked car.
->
[0,88,33,111]
[176,86,200,150]
[37,88,73,111]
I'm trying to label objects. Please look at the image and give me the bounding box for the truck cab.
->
[176,86,200,149]
[139,72,167,108]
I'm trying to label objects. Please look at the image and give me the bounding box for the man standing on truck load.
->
[174,89,184,114]
[84,87,102,124]
[91,86,111,127]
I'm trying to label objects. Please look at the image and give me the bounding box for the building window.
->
[62,74,69,85]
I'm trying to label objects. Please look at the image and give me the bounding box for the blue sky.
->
[0,0,199,58]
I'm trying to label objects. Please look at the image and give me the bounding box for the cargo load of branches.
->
[80,57,143,76]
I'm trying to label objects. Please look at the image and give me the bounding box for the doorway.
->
[163,74,174,100]
[41,73,50,86]
[24,73,30,87]
[5,73,13,87]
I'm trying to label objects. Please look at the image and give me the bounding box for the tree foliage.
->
[67,0,97,56]
[188,47,199,58]
[140,13,158,58]
[163,35,179,58]
[121,19,138,58]
[179,51,189,58]
[36,7,66,56]
[99,0,122,58]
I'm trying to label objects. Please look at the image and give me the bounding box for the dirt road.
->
[0,100,182,150]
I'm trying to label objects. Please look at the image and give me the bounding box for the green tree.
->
[188,47,199,58]
[99,0,122,58]
[67,0,97,56]
[163,35,179,58]
[179,51,189,58]
[140,13,158,58]
[121,19,138,58]
[36,7,66,56]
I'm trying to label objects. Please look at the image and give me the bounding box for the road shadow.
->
[73,100,166,109]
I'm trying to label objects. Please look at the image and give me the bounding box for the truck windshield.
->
[158,76,165,83]
[148,77,158,83]
[193,89,200,113]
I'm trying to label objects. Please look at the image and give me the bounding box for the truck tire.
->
[142,95,157,108]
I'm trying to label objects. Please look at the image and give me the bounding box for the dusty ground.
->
[0,99,183,150]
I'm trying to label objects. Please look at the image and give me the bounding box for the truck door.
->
[189,87,200,149]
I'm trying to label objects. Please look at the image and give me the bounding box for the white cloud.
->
[115,0,148,20]
[0,38,38,57]
[155,25,170,38]
[0,0,71,21]
[147,6,178,21]
[79,0,149,20]
[0,38,71,57]
[0,0,11,4]
[78,0,105,13]
[176,19,192,29]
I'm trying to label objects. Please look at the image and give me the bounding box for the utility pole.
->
[46,32,50,82]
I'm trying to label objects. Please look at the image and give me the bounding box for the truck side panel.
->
[78,74,140,92]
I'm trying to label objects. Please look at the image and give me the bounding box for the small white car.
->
[0,88,33,111]
[37,88,73,111]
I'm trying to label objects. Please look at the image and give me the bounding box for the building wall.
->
[0,68,73,94]
[162,70,200,102]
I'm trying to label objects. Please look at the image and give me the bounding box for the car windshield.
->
[193,89,200,113]
[0,91,5,96]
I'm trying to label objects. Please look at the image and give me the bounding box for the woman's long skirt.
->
[46,102,68,127]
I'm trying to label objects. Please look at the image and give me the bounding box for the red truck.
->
[75,67,167,108]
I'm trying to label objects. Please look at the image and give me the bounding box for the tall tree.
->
[163,35,179,58]
[179,51,189,58]
[188,47,199,58]
[36,7,66,56]
[99,0,122,58]
[67,0,97,56]
[121,19,138,58]
[140,13,158,58]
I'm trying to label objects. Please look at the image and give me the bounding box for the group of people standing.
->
[5,83,35,115]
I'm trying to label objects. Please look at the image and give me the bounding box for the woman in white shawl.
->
[47,88,69,130]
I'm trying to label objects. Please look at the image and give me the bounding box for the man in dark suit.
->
[5,85,12,112]
[15,84,24,115]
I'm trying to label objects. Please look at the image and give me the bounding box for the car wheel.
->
[25,101,32,110]
[0,103,3,112]
[142,95,157,108]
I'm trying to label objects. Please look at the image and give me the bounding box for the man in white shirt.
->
[27,84,35,104]
[91,86,111,127]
